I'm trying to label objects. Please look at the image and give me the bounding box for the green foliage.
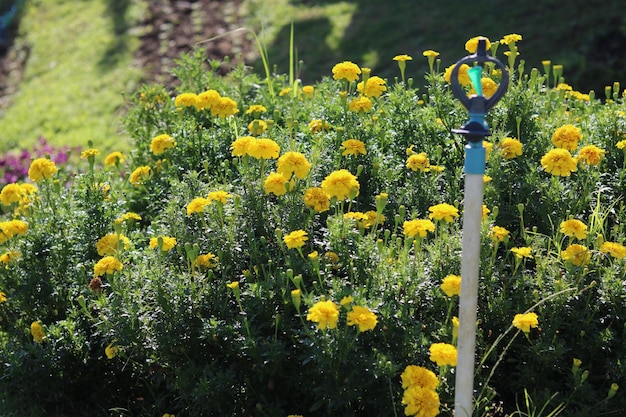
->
[0,44,625,417]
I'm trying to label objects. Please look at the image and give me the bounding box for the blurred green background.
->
[0,0,624,152]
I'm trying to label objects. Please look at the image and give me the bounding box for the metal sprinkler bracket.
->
[450,37,508,417]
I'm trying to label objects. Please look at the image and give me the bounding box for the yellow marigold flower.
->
[28,158,58,182]
[30,321,45,344]
[80,148,100,159]
[429,165,445,173]
[561,244,591,266]
[481,77,498,98]
[422,50,439,59]
[118,212,142,223]
[277,152,311,179]
[231,136,257,157]
[501,33,522,45]
[482,205,491,219]
[341,139,367,156]
[308,119,331,133]
[570,91,589,101]
[279,87,291,97]
[512,312,539,333]
[552,124,582,151]
[264,172,289,196]
[246,104,267,115]
[0,219,28,239]
[96,233,130,256]
[308,251,319,260]
[194,253,219,269]
[332,61,361,82]
[175,92,199,108]
[402,385,440,417]
[196,89,221,110]
[599,241,626,259]
[616,139,626,149]
[306,299,340,330]
[248,138,280,159]
[20,183,37,195]
[348,96,373,113]
[511,247,533,259]
[440,274,461,297]
[490,225,510,243]
[360,210,383,228]
[0,251,19,266]
[129,166,152,185]
[0,183,23,205]
[576,145,605,166]
[321,169,360,200]
[560,219,588,240]
[344,211,368,224]
[465,36,491,53]
[340,295,354,307]
[541,148,577,176]
[150,134,176,155]
[393,54,413,62]
[105,342,120,359]
[302,85,315,97]
[283,229,308,249]
[356,75,387,98]
[500,137,523,159]
[401,365,439,390]
[210,96,239,118]
[207,190,233,205]
[347,305,378,332]
[403,219,435,239]
[226,281,239,290]
[406,152,430,172]
[444,63,472,86]
[429,342,458,367]
[186,197,210,215]
[0,291,6,302]
[104,151,124,166]
[149,236,177,252]
[94,256,123,276]
[428,203,459,223]
[303,187,330,212]
[248,119,267,136]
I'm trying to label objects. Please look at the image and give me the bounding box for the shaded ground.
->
[0,0,257,109]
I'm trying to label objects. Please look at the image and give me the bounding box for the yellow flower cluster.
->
[230,136,280,159]
[174,90,238,117]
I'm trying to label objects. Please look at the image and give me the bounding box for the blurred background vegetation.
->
[0,0,624,152]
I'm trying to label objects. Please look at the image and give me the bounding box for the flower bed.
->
[0,35,624,416]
